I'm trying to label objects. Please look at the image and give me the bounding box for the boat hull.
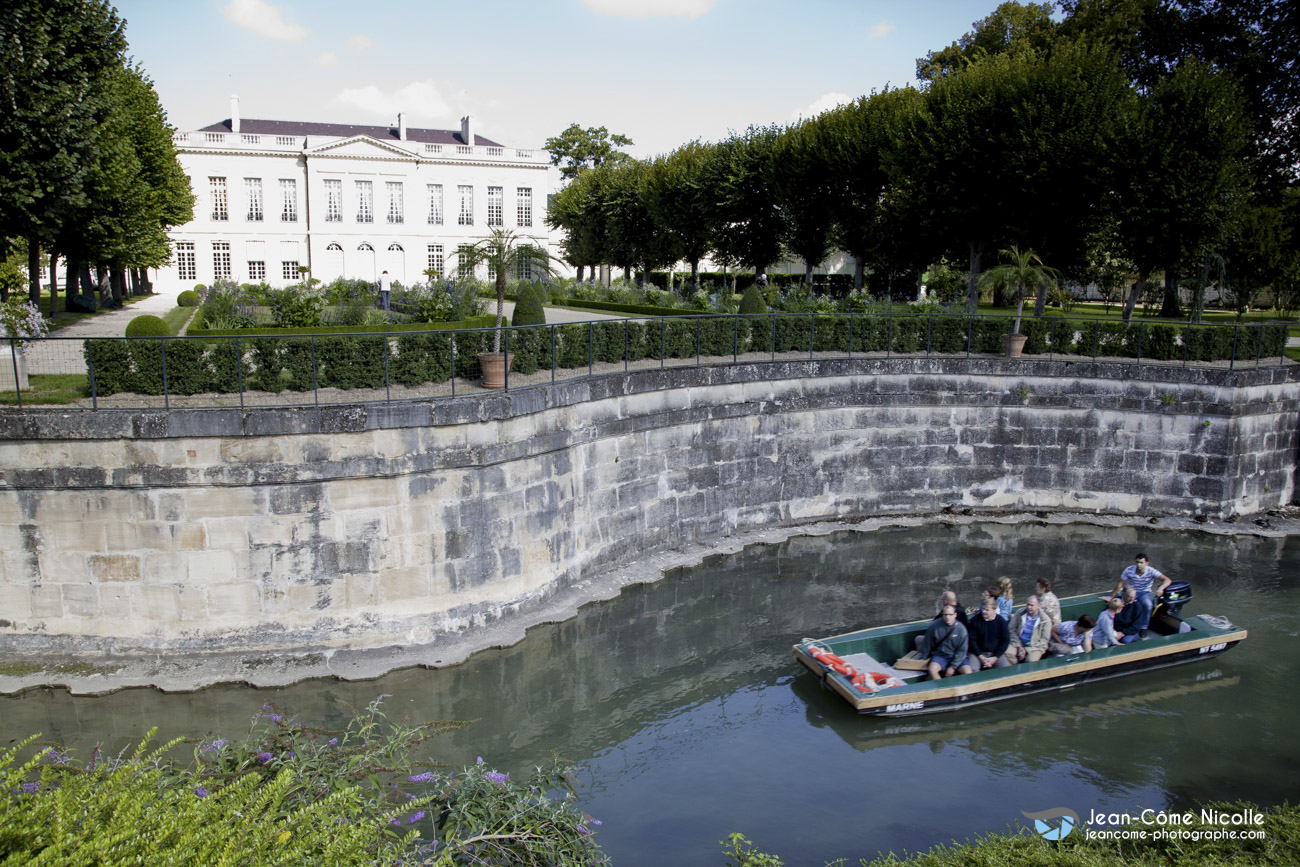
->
[794,597,1247,717]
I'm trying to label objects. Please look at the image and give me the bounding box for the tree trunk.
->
[915,271,925,302]
[48,251,59,317]
[27,239,41,306]
[966,241,983,314]
[1033,278,1049,318]
[79,264,95,298]
[804,261,814,285]
[689,260,699,295]
[853,256,864,292]
[1121,269,1149,322]
[576,265,584,284]
[66,257,79,309]
[111,269,126,307]
[1158,268,1181,319]
[139,267,153,295]
[622,266,631,282]
[96,266,111,306]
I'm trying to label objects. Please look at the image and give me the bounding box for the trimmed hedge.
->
[83,314,1291,398]
[125,315,170,338]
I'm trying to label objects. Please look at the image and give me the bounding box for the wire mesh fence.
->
[2,311,1291,410]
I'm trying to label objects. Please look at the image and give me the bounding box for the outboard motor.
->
[1157,581,1193,618]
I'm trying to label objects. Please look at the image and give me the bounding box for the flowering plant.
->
[0,295,49,352]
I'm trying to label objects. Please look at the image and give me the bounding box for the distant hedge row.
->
[82,313,1289,397]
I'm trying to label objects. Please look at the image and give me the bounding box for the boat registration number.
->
[1200,642,1228,654]
[885,701,925,713]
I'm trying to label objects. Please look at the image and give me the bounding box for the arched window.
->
[323,242,345,281]
[388,243,404,252]
[358,243,374,252]
[326,242,343,252]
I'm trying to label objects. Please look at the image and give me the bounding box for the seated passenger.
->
[920,604,972,681]
[966,598,1011,671]
[1112,586,1142,643]
[1005,596,1052,664]
[1036,578,1062,625]
[1092,597,1125,649]
[916,590,970,651]
[1049,615,1097,655]
[995,577,1014,621]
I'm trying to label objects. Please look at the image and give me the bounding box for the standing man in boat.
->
[920,605,972,680]
[1110,553,1173,639]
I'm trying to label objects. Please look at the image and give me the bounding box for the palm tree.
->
[977,246,1060,336]
[460,229,557,353]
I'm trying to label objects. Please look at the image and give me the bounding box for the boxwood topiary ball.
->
[177,290,200,307]
[125,314,171,338]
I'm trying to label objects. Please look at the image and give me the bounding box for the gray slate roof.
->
[198,119,504,148]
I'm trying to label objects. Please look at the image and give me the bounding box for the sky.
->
[112,0,1006,159]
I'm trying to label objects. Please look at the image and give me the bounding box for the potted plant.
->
[459,229,556,388]
[977,246,1059,357]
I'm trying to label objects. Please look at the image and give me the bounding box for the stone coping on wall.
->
[0,511,1295,696]
[3,357,1299,443]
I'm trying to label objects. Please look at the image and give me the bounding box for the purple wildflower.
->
[484,771,509,785]
[262,702,272,709]
[327,738,338,746]
[257,751,273,763]
[476,756,484,765]
[578,824,591,836]
[408,772,435,783]
[406,811,427,824]
[195,786,210,798]
[201,739,228,753]
[18,782,39,794]
[264,713,283,723]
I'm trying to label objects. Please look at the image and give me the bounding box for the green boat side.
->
[793,592,1248,716]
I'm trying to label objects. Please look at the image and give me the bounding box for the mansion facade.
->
[157,100,555,291]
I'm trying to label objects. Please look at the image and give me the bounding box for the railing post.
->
[160,338,169,411]
[504,327,510,390]
[88,339,98,409]
[1092,319,1100,360]
[1136,321,1143,366]
[770,313,776,360]
[848,313,854,359]
[623,320,628,373]
[236,336,245,410]
[887,310,893,358]
[1229,325,1238,370]
[733,314,739,363]
[588,321,593,379]
[310,335,319,406]
[1255,324,1263,368]
[551,324,557,383]
[695,317,700,366]
[926,312,932,357]
[966,313,973,358]
[8,338,21,409]
[808,313,815,360]
[383,333,391,402]
[660,318,665,369]
[450,332,457,397]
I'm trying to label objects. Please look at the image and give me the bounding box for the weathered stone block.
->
[88,554,140,583]
[61,583,99,617]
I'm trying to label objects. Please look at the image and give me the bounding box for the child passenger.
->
[996,577,1014,621]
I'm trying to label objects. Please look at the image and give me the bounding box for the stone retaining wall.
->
[1,358,1297,657]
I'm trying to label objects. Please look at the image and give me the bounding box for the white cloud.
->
[792,92,852,121]
[335,81,452,120]
[870,21,893,38]
[581,0,713,19]
[315,51,339,67]
[347,34,374,52]
[222,0,308,44]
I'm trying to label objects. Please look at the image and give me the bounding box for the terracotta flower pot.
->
[477,351,514,389]
[1005,333,1028,358]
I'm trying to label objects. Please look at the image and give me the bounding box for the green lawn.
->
[0,373,90,405]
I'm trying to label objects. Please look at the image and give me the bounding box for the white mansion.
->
[157,98,555,291]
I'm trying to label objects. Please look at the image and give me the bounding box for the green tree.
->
[460,229,555,352]
[977,246,1060,335]
[1113,59,1251,320]
[771,120,836,284]
[707,126,787,282]
[544,123,634,182]
[644,141,716,294]
[0,0,127,305]
[916,1,1059,82]
[546,168,607,283]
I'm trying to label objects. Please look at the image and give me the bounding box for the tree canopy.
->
[543,123,635,182]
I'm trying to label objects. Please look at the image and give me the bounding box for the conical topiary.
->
[511,283,547,327]
[739,283,767,315]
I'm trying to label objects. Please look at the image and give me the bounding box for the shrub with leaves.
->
[177,289,200,307]
[266,286,325,328]
[199,281,257,329]
[0,295,48,351]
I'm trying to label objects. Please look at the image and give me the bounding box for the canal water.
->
[4,522,1297,865]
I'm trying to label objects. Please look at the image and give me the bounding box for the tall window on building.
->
[210,177,228,221]
[282,260,300,281]
[386,182,404,224]
[175,242,196,281]
[457,185,473,225]
[212,241,231,280]
[426,184,443,225]
[245,178,263,221]
[426,244,444,278]
[325,179,342,222]
[280,179,298,222]
[487,186,503,227]
[356,180,373,223]
[457,244,474,280]
[517,250,533,281]
[516,188,533,227]
[248,260,266,281]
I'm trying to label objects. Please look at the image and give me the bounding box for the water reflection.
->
[3,523,1297,865]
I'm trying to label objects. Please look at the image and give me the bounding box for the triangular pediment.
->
[307,135,419,159]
